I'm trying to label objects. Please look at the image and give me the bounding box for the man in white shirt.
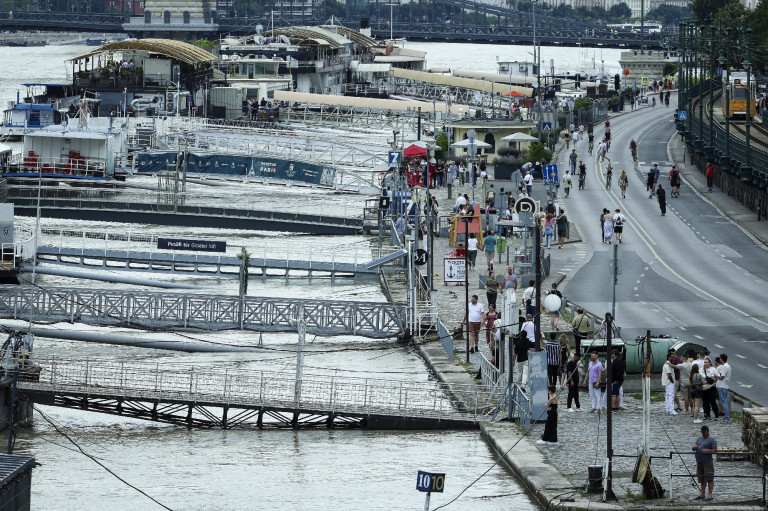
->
[613,209,625,243]
[453,194,467,212]
[520,313,536,344]
[715,354,731,423]
[522,279,536,318]
[523,171,533,196]
[662,353,678,415]
[463,295,486,354]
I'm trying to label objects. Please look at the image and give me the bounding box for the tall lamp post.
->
[698,41,706,148]
[707,24,715,160]
[678,22,686,119]
[743,28,752,173]
[719,26,732,170]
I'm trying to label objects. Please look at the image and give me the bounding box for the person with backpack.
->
[613,209,625,243]
[669,166,682,198]
[562,170,573,198]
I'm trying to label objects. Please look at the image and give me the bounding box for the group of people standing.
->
[662,349,732,424]
[600,208,625,244]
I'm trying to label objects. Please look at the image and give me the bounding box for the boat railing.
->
[0,226,37,267]
[6,153,107,178]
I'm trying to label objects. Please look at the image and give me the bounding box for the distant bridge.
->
[0,286,405,338]
[0,9,668,49]
[18,357,494,429]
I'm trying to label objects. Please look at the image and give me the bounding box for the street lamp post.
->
[698,42,705,146]
[743,28,752,171]
[723,26,732,167]
[678,22,686,118]
[708,24,715,159]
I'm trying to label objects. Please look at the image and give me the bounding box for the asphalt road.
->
[557,96,768,406]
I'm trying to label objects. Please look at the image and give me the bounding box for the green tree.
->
[608,2,631,20]
[193,38,215,52]
[692,0,736,24]
[517,0,533,12]
[435,131,449,155]
[551,4,575,18]
[646,3,694,24]
[590,6,607,19]
[525,142,552,164]
[663,62,678,76]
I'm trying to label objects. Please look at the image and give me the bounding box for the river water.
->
[0,41,618,510]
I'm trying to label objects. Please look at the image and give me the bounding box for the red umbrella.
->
[502,91,526,97]
[403,144,427,158]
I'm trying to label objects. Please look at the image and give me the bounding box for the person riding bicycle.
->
[629,139,638,161]
[604,129,612,149]
[605,164,613,189]
[578,161,587,190]
[652,97,656,107]
[588,132,595,155]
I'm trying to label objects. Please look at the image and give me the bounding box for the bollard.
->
[587,465,603,494]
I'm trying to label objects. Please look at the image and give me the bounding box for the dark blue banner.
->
[137,153,337,187]
[158,238,226,253]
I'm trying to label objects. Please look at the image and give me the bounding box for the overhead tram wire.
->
[29,405,177,511]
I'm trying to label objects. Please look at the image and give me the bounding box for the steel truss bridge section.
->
[390,81,502,113]
[281,104,419,131]
[18,357,493,429]
[0,286,406,338]
[8,198,363,235]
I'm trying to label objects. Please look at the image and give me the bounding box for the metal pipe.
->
[21,264,203,289]
[26,327,263,353]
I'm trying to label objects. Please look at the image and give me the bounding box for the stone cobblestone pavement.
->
[528,392,765,506]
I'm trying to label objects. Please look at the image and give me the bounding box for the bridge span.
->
[18,357,493,429]
[0,286,406,338]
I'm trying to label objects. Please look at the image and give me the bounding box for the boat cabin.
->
[2,125,127,180]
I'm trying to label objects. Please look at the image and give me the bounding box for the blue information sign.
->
[541,122,552,131]
[158,238,226,253]
[678,111,687,120]
[543,164,559,184]
[416,471,446,493]
[388,151,402,168]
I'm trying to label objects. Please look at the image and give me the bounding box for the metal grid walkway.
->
[18,357,496,429]
[0,286,405,338]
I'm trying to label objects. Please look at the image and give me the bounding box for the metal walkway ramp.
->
[0,286,405,338]
[9,198,363,235]
[18,357,494,430]
[35,246,384,279]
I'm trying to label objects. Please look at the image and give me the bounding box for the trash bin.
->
[588,465,603,494]
[498,236,506,254]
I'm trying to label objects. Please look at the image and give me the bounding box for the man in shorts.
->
[463,294,486,354]
[693,425,717,501]
[613,209,625,243]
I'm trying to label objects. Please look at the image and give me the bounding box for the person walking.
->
[484,272,499,310]
[562,170,573,198]
[545,333,562,387]
[693,425,718,501]
[548,282,563,329]
[558,333,569,386]
[463,294,486,354]
[566,352,582,411]
[663,352,678,415]
[700,357,721,421]
[672,349,696,415]
[602,208,614,244]
[670,165,682,198]
[610,349,625,412]
[537,386,559,445]
[523,279,536,318]
[569,149,578,174]
[652,163,661,190]
[466,233,479,269]
[483,231,497,271]
[715,353,731,423]
[706,162,714,192]
[571,308,590,355]
[513,324,534,385]
[523,170,534,196]
[578,161,587,189]
[583,351,603,413]
[556,209,568,249]
[484,303,498,346]
[613,209,625,243]
[646,168,656,196]
[690,363,704,423]
[657,184,667,216]
[544,214,555,249]
[618,170,628,199]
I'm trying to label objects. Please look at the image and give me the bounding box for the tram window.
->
[732,87,748,100]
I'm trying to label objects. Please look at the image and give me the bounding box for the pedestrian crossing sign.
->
[678,111,687,120]
[542,122,552,131]
[641,77,649,86]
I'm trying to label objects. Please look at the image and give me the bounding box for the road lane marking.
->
[736,354,746,358]
[714,344,724,349]
[694,334,704,339]
[759,364,768,369]
[680,327,686,330]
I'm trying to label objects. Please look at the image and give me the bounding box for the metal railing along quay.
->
[17,356,497,429]
[0,286,406,338]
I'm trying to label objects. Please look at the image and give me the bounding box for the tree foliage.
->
[525,142,552,164]
[608,2,631,20]
[646,3,693,25]
[663,62,678,76]
[692,0,736,25]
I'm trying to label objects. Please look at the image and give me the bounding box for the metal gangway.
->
[17,357,495,429]
[33,228,405,279]
[0,286,406,338]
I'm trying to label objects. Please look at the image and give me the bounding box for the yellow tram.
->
[722,72,757,118]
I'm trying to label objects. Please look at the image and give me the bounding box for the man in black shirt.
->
[610,349,626,412]
[513,331,533,385]
[566,352,582,411]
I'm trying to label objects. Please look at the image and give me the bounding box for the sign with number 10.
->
[416,471,446,493]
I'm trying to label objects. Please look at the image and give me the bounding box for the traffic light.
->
[614,74,621,91]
